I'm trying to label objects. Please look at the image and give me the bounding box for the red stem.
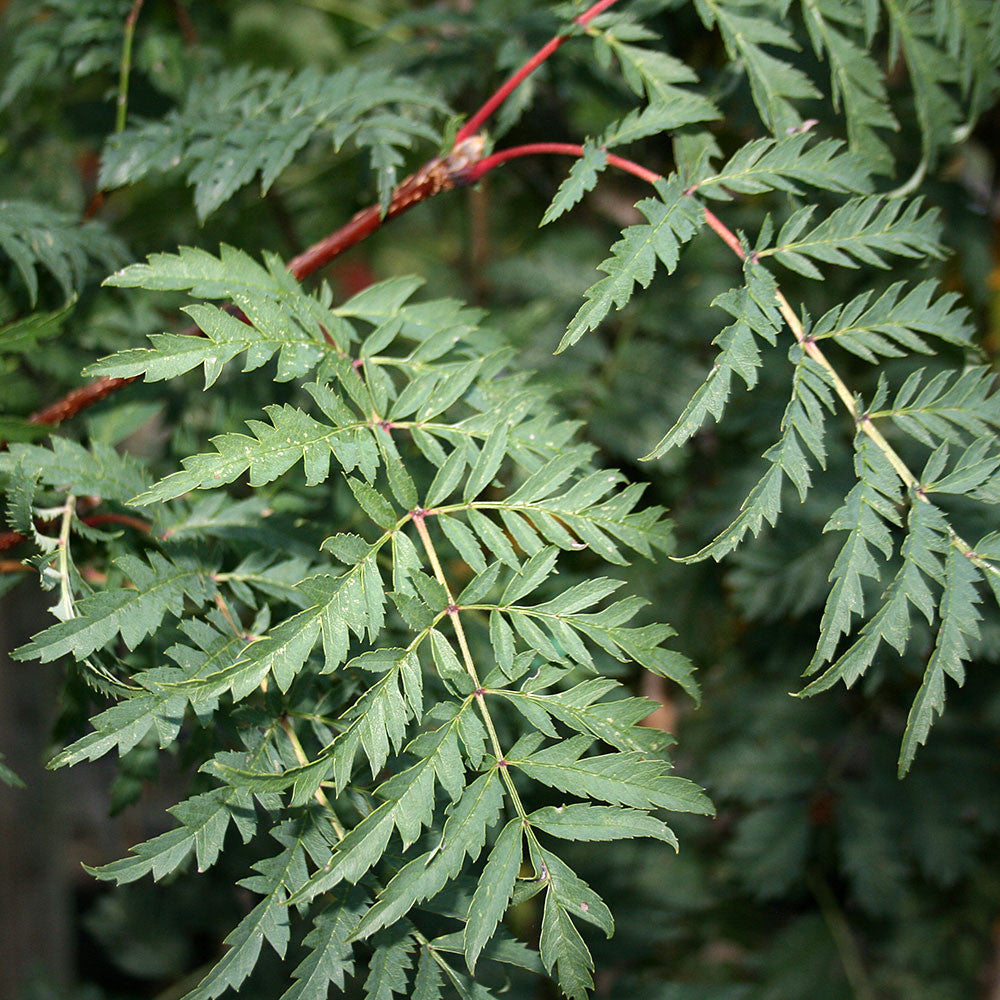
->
[27,2,627,430]
[81,513,151,533]
[0,560,34,574]
[454,0,622,144]
[28,139,486,428]
[463,142,661,185]
[468,144,747,260]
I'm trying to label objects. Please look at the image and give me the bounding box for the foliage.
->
[1,1,999,998]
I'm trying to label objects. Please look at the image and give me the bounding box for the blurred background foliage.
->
[1,0,999,997]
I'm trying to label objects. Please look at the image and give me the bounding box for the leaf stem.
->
[280,716,347,841]
[53,494,77,621]
[411,511,528,818]
[115,0,146,134]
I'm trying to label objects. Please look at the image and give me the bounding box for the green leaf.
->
[280,887,368,1000]
[14,552,211,662]
[463,422,508,502]
[352,770,504,939]
[346,476,399,529]
[801,0,898,173]
[0,752,25,790]
[286,720,466,905]
[884,0,964,168]
[600,31,718,117]
[760,197,944,279]
[811,280,973,363]
[690,134,873,199]
[0,199,123,303]
[558,176,704,352]
[541,143,608,227]
[464,818,523,971]
[87,775,267,885]
[528,803,677,845]
[2,438,150,506]
[50,621,244,766]
[694,0,821,132]
[100,66,447,219]
[678,347,835,562]
[533,846,612,1000]
[800,497,948,695]
[513,736,712,814]
[644,262,783,459]
[898,547,983,775]
[873,367,1000,449]
[364,926,414,1000]
[175,818,323,999]
[805,438,905,676]
[411,946,444,1000]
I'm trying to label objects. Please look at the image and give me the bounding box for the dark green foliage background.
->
[1,1,999,998]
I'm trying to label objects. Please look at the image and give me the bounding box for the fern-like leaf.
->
[759,196,944,279]
[0,199,123,303]
[558,176,704,351]
[100,66,447,219]
[694,0,821,132]
[898,547,982,776]
[645,262,783,460]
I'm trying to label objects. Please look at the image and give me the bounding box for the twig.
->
[170,0,198,46]
[453,0,622,145]
[462,141,660,185]
[28,2,622,428]
[0,560,34,574]
[807,870,878,1000]
[281,716,346,841]
[286,138,485,280]
[115,0,146,134]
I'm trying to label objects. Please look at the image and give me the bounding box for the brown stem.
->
[0,559,34,574]
[287,138,484,280]
[0,512,150,553]
[29,375,139,427]
[171,0,199,46]
[80,512,151,533]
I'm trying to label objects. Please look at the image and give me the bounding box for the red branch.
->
[29,139,486,427]
[454,0,621,144]
[287,138,484,279]
[27,2,622,429]
[171,0,199,46]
